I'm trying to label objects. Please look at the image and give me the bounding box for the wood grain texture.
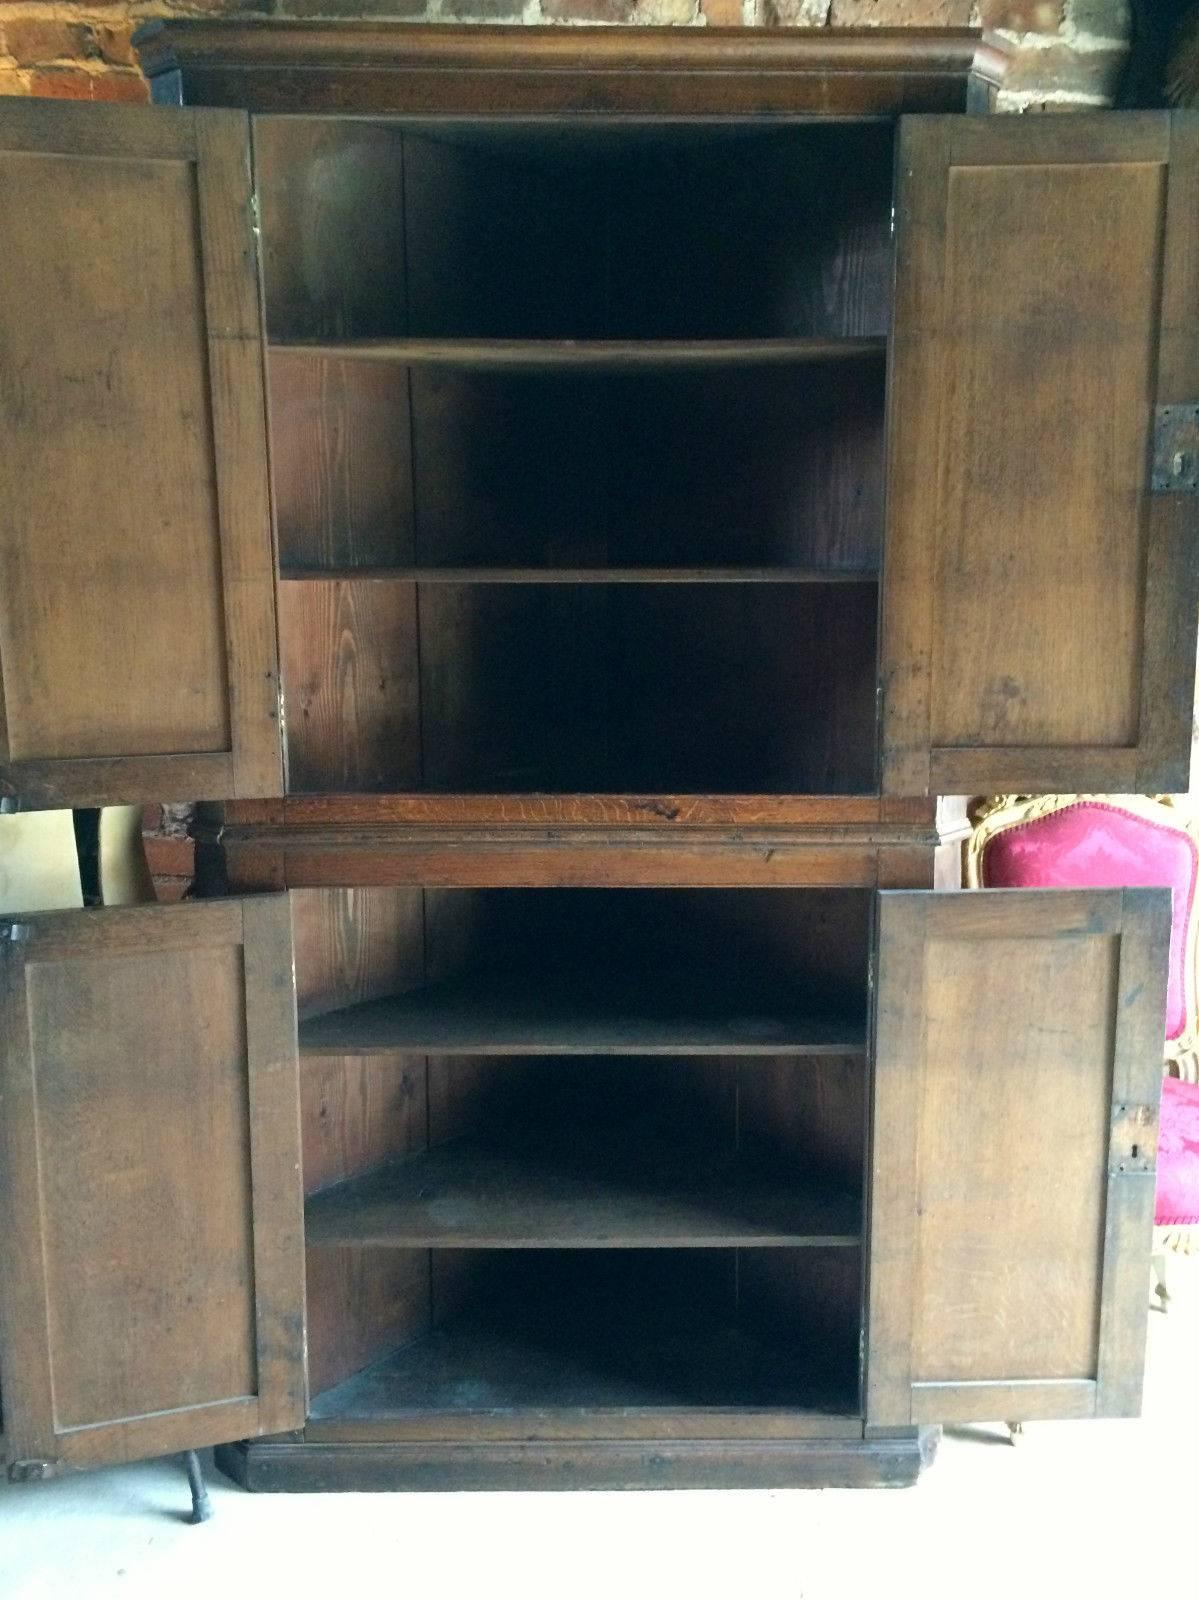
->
[305,1247,429,1400]
[302,1054,427,1196]
[882,112,1196,797]
[290,886,425,1020]
[305,1143,861,1250]
[866,888,1169,1428]
[0,899,304,1473]
[279,579,420,794]
[139,21,989,118]
[0,100,280,807]
[269,353,414,572]
[220,1431,932,1492]
[224,795,937,828]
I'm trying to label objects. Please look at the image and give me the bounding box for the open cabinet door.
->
[0,899,305,1478]
[0,100,281,808]
[866,888,1168,1428]
[881,112,1199,796]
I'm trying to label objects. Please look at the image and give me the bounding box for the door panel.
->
[867,888,1168,1427]
[0,899,304,1476]
[882,112,1199,796]
[0,101,281,808]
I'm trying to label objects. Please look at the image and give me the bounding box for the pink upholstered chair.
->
[967,794,1199,1308]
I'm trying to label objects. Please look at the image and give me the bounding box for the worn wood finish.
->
[882,112,1198,796]
[279,580,421,794]
[280,338,885,368]
[306,1143,861,1250]
[305,1248,429,1401]
[0,900,305,1474]
[224,796,937,829]
[867,888,1169,1428]
[269,354,415,572]
[139,21,996,117]
[218,1430,934,1492]
[298,972,865,1058]
[0,100,280,809]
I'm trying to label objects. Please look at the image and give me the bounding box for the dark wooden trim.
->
[221,795,937,829]
[216,1428,937,1492]
[135,22,995,118]
[217,796,942,891]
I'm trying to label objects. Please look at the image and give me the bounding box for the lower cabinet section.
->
[0,881,1169,1492]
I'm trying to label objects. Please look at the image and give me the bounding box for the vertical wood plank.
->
[1095,887,1170,1416]
[195,110,284,799]
[864,892,925,1425]
[242,894,307,1434]
[879,119,944,796]
[0,932,58,1466]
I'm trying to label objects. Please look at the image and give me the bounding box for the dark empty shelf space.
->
[268,357,886,578]
[305,1246,863,1420]
[305,1141,862,1250]
[270,337,887,369]
[298,972,868,1059]
[308,1319,858,1422]
[280,581,880,795]
[256,119,895,344]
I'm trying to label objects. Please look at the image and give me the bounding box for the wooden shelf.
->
[306,1142,861,1250]
[280,567,879,585]
[298,973,867,1058]
[271,337,887,370]
[307,1320,859,1421]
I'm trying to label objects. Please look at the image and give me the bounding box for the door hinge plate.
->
[1152,405,1199,492]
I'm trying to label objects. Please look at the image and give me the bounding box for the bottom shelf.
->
[309,1319,856,1420]
[306,1248,862,1429]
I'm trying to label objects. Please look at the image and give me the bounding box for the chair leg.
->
[1006,1421,1024,1446]
[1151,1248,1171,1312]
[184,1450,213,1524]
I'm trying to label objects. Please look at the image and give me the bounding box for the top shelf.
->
[270,337,888,371]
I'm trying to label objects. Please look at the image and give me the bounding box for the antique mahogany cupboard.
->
[0,22,1195,1493]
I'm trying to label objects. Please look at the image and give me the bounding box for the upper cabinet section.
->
[0,101,282,810]
[259,117,893,798]
[882,112,1199,797]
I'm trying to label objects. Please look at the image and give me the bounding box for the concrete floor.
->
[2,1261,1195,1600]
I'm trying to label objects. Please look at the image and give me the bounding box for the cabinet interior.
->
[256,117,894,796]
[294,886,869,1426]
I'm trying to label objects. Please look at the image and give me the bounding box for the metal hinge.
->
[249,192,262,242]
[1152,405,1199,492]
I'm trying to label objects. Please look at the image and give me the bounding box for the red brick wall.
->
[0,3,1137,109]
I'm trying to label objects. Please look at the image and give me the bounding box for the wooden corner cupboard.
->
[0,24,1194,1492]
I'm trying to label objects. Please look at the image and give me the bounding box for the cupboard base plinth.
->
[215,1429,939,1493]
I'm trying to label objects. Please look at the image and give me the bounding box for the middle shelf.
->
[305,1139,862,1250]
[298,970,866,1057]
